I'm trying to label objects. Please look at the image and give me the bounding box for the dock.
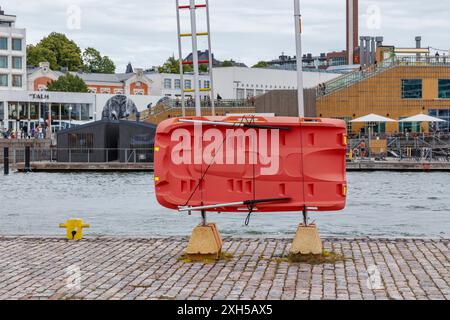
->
[347,161,450,171]
[0,237,448,300]
[14,162,154,172]
[10,161,450,172]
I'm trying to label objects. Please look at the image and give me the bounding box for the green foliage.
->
[82,47,116,73]
[220,60,234,67]
[27,45,58,70]
[35,32,83,71]
[158,56,193,74]
[252,61,269,68]
[46,73,88,93]
[27,33,116,74]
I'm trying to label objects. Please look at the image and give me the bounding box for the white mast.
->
[189,0,201,116]
[294,0,305,117]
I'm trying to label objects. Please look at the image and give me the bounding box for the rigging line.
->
[181,116,249,207]
[245,115,257,226]
[299,119,307,219]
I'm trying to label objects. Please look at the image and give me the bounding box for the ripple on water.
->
[0,171,449,237]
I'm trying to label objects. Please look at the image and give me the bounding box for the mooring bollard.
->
[24,146,31,173]
[59,219,90,240]
[3,147,9,175]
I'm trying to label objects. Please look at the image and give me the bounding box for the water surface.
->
[0,171,449,237]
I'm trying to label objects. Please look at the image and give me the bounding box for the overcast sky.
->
[3,0,449,72]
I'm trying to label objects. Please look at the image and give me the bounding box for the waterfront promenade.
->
[0,237,448,300]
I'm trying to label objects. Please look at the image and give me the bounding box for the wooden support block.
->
[290,224,323,255]
[186,223,222,260]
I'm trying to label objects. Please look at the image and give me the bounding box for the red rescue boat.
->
[154,116,347,213]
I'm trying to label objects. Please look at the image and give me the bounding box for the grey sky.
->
[3,0,450,72]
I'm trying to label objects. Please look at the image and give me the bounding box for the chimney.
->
[415,36,422,59]
[346,0,359,65]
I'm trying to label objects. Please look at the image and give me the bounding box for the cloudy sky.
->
[3,0,449,72]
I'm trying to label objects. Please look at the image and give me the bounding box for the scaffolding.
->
[175,0,215,117]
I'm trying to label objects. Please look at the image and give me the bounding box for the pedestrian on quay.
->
[360,140,366,158]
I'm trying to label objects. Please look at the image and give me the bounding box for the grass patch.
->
[177,252,234,264]
[276,250,345,265]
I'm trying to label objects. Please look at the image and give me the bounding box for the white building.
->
[212,67,339,99]
[150,67,340,100]
[0,8,26,91]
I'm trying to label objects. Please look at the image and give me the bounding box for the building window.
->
[12,74,22,88]
[164,78,172,89]
[438,79,450,99]
[68,133,94,154]
[237,89,245,99]
[12,38,22,51]
[0,56,7,68]
[0,74,8,87]
[12,57,22,69]
[401,79,422,99]
[185,80,192,89]
[174,79,181,89]
[114,89,124,94]
[429,109,450,132]
[0,38,7,50]
[88,88,97,93]
[38,84,47,91]
[204,80,210,89]
[100,88,111,94]
[399,118,421,133]
[134,89,144,95]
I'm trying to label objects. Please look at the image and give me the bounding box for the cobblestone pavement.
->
[0,237,448,300]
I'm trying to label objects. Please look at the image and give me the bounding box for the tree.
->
[27,45,58,70]
[252,61,269,68]
[27,32,82,71]
[82,47,116,73]
[220,60,234,67]
[158,56,192,74]
[46,73,88,93]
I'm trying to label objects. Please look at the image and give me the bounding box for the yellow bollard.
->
[59,219,90,240]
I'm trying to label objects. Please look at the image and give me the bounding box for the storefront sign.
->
[29,93,50,100]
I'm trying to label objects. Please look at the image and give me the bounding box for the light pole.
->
[294,0,305,117]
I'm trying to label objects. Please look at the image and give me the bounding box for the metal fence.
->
[348,135,450,162]
[1,148,155,164]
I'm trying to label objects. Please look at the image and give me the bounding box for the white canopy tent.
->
[350,114,397,123]
[398,114,446,123]
[350,113,397,138]
[398,114,446,133]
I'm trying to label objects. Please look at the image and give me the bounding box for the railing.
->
[348,134,450,162]
[144,99,256,118]
[1,148,155,164]
[317,58,396,98]
[316,55,450,98]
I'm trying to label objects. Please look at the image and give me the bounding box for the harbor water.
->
[0,171,449,237]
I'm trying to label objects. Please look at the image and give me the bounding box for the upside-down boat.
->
[154,116,347,213]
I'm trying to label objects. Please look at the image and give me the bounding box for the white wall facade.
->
[212,67,341,99]
[0,19,27,91]
[148,67,341,100]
